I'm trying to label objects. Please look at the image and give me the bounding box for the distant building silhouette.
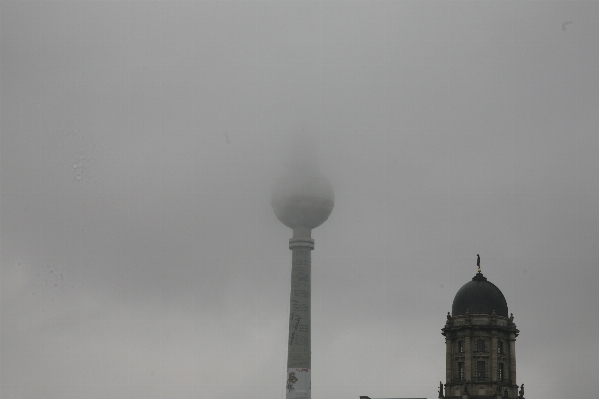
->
[360,259,524,399]
[442,267,521,399]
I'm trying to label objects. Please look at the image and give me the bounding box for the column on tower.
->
[464,334,472,383]
[491,335,498,383]
[509,332,517,387]
[446,338,452,384]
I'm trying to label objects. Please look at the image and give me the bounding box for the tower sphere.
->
[271,170,334,230]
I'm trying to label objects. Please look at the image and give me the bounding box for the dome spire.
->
[477,254,481,273]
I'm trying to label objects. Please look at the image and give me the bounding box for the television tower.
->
[271,137,334,399]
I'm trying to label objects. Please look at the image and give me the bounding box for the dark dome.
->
[452,273,508,317]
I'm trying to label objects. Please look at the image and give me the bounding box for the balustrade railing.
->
[451,319,508,327]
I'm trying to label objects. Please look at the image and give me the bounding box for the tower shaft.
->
[286,231,313,399]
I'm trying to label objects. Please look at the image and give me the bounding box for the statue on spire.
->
[477,254,481,273]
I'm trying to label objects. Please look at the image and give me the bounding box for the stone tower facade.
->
[441,271,521,399]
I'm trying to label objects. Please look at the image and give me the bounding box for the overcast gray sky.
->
[2,1,599,398]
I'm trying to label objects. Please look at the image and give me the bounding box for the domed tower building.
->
[441,256,521,399]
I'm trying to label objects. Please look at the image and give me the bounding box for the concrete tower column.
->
[285,228,314,398]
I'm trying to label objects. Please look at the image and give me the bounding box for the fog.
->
[2,1,599,398]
